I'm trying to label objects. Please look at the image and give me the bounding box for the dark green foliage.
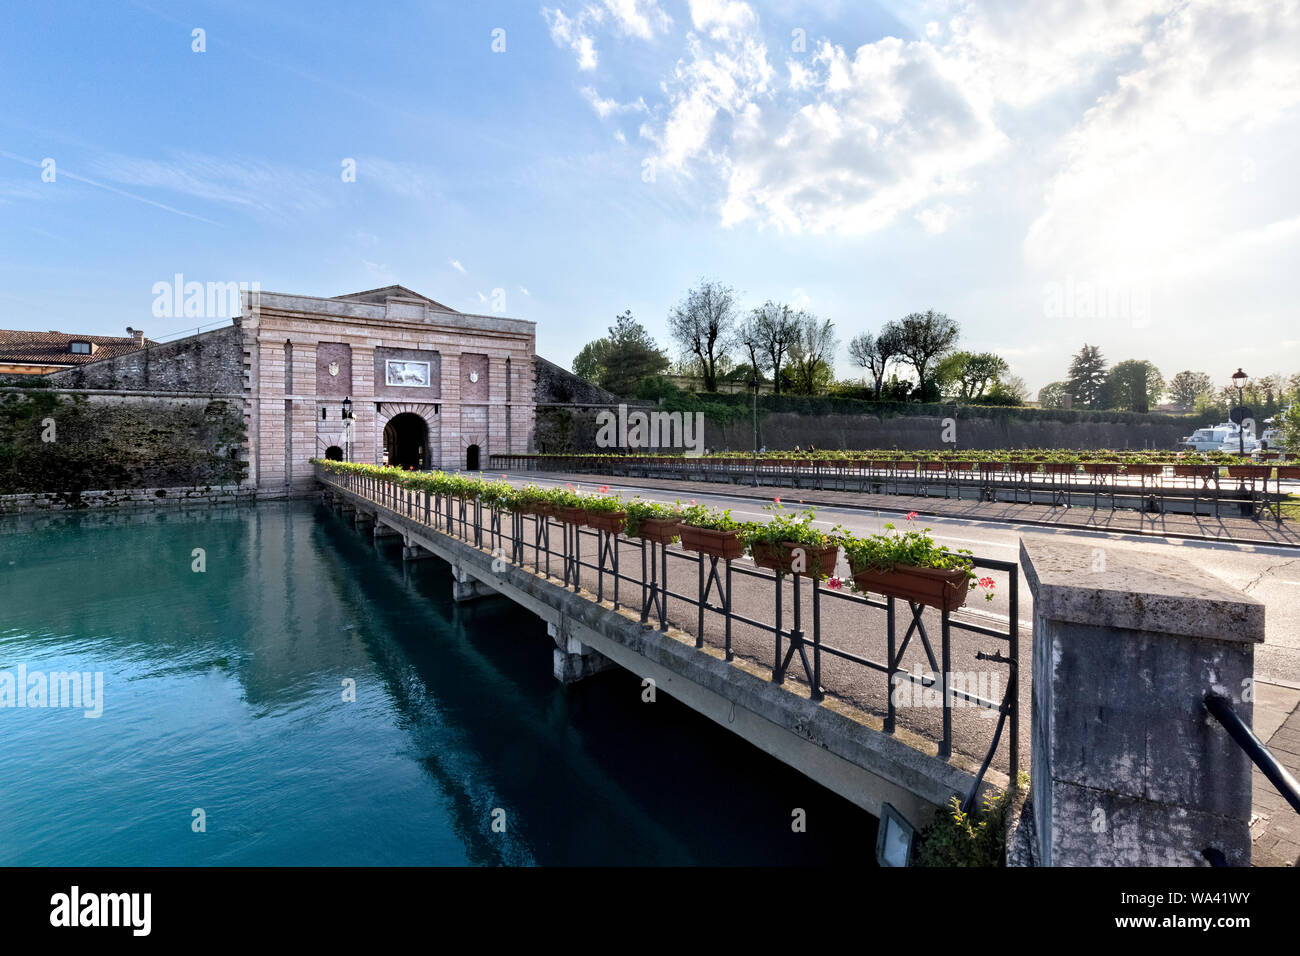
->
[915,787,1014,867]
[0,390,246,496]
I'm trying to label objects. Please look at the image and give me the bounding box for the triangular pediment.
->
[333,285,459,313]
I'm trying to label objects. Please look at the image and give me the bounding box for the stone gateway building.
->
[244,285,536,496]
[0,284,538,508]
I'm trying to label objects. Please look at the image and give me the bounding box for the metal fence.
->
[490,453,1289,523]
[319,465,1022,791]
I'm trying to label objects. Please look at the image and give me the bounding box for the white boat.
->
[1180,422,1247,452]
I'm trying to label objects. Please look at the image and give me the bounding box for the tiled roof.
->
[0,329,149,367]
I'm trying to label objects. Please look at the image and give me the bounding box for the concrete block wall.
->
[1020,535,1264,866]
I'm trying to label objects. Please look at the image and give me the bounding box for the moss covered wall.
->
[0,389,247,496]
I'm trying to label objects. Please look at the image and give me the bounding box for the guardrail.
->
[317,464,1022,793]
[491,454,1292,524]
[1205,692,1300,817]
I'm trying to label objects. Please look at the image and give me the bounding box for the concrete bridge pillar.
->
[450,563,498,603]
[402,537,435,561]
[353,510,374,530]
[373,522,400,540]
[1018,535,1263,866]
[549,616,615,684]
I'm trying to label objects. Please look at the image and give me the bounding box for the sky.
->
[1,0,1298,396]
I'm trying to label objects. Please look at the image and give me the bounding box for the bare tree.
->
[847,322,903,398]
[896,310,960,401]
[752,300,799,395]
[732,311,770,385]
[788,313,838,395]
[667,280,737,392]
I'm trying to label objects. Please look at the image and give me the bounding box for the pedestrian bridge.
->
[314,465,1019,829]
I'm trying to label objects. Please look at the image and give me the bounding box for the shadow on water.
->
[0,502,877,866]
[311,503,879,866]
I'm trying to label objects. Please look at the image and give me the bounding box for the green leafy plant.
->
[623,497,675,537]
[738,501,838,549]
[837,520,995,602]
[914,787,1015,867]
[678,502,742,531]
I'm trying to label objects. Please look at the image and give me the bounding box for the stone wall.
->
[0,389,247,497]
[42,324,244,393]
[709,410,1197,452]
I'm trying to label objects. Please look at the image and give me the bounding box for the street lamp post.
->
[1231,369,1247,456]
[341,397,354,462]
[751,374,759,487]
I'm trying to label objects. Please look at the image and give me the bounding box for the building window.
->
[70,341,91,354]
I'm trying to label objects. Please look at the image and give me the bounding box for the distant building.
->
[0,328,148,375]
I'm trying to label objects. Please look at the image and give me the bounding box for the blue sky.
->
[2,0,1298,394]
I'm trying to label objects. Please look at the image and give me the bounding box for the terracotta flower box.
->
[1276,466,1300,480]
[749,541,840,577]
[790,459,811,468]
[632,517,681,544]
[1174,464,1216,478]
[1082,463,1119,475]
[1043,463,1076,475]
[678,524,745,560]
[848,562,970,612]
[1227,465,1271,480]
[921,461,944,472]
[948,461,973,471]
[1124,464,1163,477]
[554,506,590,525]
[585,510,627,534]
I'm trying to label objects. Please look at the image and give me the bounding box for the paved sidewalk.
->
[1253,683,1300,867]
[526,471,1300,547]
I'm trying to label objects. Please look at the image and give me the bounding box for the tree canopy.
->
[571,309,670,396]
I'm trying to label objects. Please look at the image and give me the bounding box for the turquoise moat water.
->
[0,501,877,865]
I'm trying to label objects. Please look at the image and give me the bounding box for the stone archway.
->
[384,413,427,468]
[376,402,440,469]
[466,444,480,470]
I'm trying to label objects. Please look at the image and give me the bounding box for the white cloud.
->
[601,0,672,40]
[450,259,466,274]
[687,0,758,41]
[915,204,955,234]
[1023,0,1300,280]
[544,8,599,70]
[581,86,648,119]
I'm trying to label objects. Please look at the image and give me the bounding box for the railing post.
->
[1019,534,1263,866]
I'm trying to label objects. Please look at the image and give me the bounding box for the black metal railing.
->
[1205,692,1300,817]
[489,453,1287,524]
[318,466,1021,786]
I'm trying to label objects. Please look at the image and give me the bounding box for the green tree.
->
[1037,381,1070,409]
[571,310,669,396]
[1168,370,1213,411]
[896,310,960,402]
[936,351,1010,402]
[668,280,737,393]
[1105,359,1164,412]
[1277,400,1300,452]
[1067,344,1108,409]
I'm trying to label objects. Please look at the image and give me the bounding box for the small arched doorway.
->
[466,444,480,471]
[325,445,344,461]
[384,413,429,469]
